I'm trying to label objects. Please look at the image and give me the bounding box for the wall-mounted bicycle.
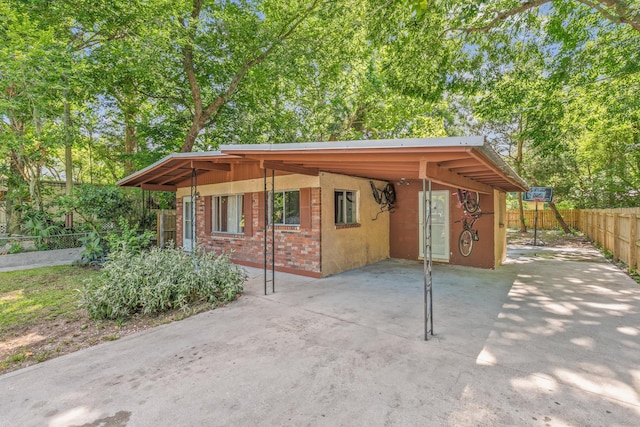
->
[454,189,491,257]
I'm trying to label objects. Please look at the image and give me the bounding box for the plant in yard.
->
[21,210,66,251]
[78,232,106,266]
[80,246,246,320]
[8,242,22,254]
[56,185,135,233]
[106,218,154,255]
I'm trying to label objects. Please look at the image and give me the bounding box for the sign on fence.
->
[523,187,553,202]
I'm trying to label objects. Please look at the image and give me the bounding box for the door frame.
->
[419,190,450,262]
[183,196,195,252]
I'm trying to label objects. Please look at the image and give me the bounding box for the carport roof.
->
[117,137,528,193]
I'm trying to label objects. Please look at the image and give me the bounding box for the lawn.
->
[0,265,214,374]
[0,265,93,338]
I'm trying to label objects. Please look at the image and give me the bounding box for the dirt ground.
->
[0,229,607,375]
[506,228,594,249]
[0,300,214,375]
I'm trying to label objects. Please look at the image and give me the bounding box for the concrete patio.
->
[1,244,639,426]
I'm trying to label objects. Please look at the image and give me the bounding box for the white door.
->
[183,196,194,252]
[419,190,449,261]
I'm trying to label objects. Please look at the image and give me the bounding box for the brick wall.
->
[178,188,322,277]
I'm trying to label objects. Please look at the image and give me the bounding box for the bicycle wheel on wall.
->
[458,229,474,257]
[464,192,480,213]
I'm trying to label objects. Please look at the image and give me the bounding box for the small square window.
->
[213,194,244,233]
[270,190,300,225]
[335,190,357,225]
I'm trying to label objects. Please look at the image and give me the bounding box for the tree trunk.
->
[124,104,138,175]
[64,92,73,195]
[179,0,321,152]
[548,201,572,234]
[63,90,73,229]
[518,192,527,232]
[515,122,527,232]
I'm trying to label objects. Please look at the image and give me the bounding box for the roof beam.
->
[157,169,192,185]
[135,160,189,185]
[420,161,493,194]
[190,161,231,171]
[141,183,177,192]
[437,158,480,168]
[261,160,319,176]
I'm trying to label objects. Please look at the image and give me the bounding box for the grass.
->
[0,265,97,339]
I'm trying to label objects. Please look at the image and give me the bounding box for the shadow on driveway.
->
[0,245,638,426]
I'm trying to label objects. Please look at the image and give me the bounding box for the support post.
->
[190,168,197,253]
[629,214,637,273]
[423,179,433,340]
[263,168,275,295]
[271,169,275,294]
[533,201,539,246]
[264,168,268,296]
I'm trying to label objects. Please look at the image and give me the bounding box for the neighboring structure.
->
[118,137,528,277]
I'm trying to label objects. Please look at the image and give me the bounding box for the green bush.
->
[80,247,246,320]
[78,232,106,266]
[106,218,154,254]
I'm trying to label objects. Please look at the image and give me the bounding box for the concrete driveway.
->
[1,245,639,426]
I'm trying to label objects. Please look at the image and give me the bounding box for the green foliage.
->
[78,232,106,266]
[57,185,134,231]
[80,247,246,320]
[106,218,154,254]
[8,243,23,254]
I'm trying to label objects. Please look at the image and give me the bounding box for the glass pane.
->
[220,196,229,231]
[335,191,344,223]
[236,195,244,233]
[272,192,284,224]
[184,201,193,239]
[285,191,300,224]
[345,191,355,224]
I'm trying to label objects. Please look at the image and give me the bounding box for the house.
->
[117,137,528,277]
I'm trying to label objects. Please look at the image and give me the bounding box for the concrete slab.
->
[0,247,82,272]
[0,245,639,426]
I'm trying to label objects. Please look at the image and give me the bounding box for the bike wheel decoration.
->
[464,192,480,213]
[459,229,473,257]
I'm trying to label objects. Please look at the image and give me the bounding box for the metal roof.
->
[117,137,528,193]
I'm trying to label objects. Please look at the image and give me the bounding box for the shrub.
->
[106,218,154,254]
[80,246,246,320]
[78,232,106,266]
[56,185,134,232]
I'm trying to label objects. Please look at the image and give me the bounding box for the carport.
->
[118,137,528,340]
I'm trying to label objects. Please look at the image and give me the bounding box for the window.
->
[212,195,244,233]
[335,190,357,225]
[270,190,300,225]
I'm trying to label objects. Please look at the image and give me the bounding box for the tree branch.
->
[576,0,640,32]
[201,0,321,122]
[182,0,205,119]
[464,0,550,34]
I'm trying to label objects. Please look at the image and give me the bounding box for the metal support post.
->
[423,179,434,340]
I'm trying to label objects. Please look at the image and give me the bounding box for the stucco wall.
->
[320,172,390,276]
[176,175,320,198]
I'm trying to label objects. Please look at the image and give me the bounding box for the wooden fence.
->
[507,207,640,272]
[506,209,581,230]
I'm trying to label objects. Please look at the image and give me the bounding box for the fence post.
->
[630,213,637,273]
[158,210,165,249]
[612,212,619,261]
[600,212,605,248]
